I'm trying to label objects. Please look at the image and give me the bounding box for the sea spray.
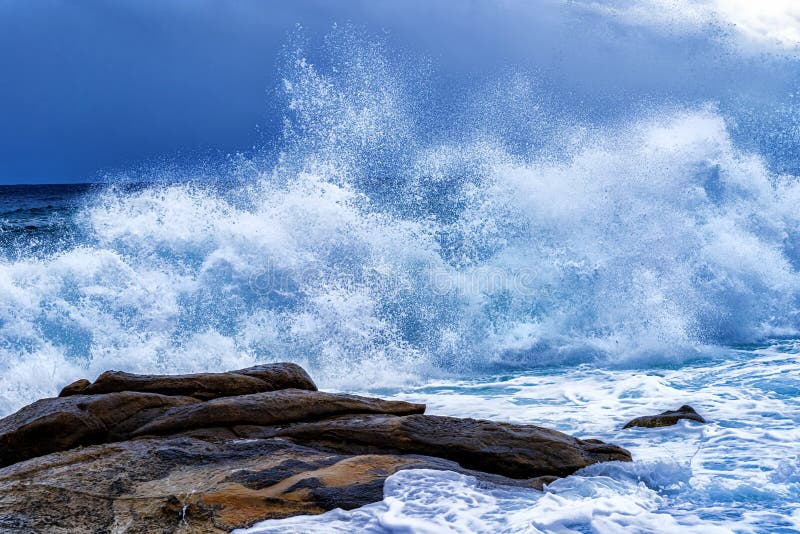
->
[0,31,799,413]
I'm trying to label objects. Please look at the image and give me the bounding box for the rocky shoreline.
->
[0,363,632,533]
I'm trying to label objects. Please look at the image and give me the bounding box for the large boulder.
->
[623,405,707,429]
[59,362,317,400]
[229,413,632,479]
[0,362,633,532]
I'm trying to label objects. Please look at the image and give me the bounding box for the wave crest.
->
[1,32,799,411]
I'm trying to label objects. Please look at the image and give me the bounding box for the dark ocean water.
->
[0,184,96,257]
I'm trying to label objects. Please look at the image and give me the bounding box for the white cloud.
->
[578,0,800,52]
[714,0,800,48]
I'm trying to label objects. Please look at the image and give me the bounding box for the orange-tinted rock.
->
[0,436,548,533]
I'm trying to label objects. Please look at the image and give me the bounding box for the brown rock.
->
[0,392,198,468]
[0,436,549,533]
[0,362,634,531]
[58,378,90,397]
[133,389,426,437]
[623,405,707,429]
[59,362,317,400]
[234,363,317,390]
[232,413,632,479]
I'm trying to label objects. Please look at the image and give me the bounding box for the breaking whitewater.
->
[2,24,800,533]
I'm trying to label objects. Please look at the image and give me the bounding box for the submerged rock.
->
[0,362,632,532]
[623,405,707,429]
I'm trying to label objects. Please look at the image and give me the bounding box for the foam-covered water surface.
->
[239,343,800,533]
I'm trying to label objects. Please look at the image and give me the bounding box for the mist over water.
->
[1,21,799,414]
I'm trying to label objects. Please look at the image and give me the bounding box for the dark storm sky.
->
[0,0,796,184]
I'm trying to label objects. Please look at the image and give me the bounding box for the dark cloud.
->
[0,0,796,183]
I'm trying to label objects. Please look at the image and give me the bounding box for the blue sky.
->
[1,0,798,184]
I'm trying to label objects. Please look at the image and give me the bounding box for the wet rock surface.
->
[623,405,707,429]
[0,437,555,534]
[133,389,425,437]
[0,363,632,532]
[0,391,199,468]
[232,413,631,478]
